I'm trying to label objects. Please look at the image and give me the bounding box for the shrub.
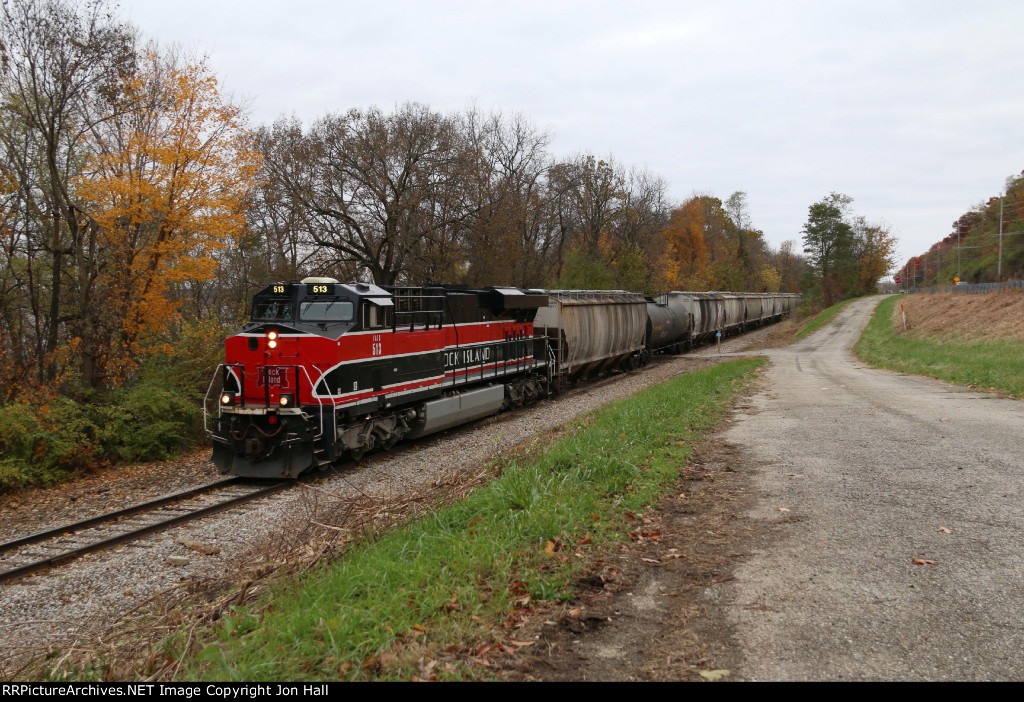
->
[0,380,201,492]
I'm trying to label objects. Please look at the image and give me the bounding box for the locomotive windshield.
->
[253,300,294,321]
[300,300,354,322]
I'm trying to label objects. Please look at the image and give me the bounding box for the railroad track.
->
[0,477,291,584]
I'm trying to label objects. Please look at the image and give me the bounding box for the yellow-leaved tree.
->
[76,50,261,384]
[659,198,709,290]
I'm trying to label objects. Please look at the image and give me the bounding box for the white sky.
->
[119,0,1024,272]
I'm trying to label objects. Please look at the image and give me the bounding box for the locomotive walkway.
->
[721,295,1024,680]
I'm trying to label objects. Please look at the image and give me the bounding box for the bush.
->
[99,380,201,462]
[0,379,201,492]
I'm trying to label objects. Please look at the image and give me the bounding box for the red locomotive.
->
[206,279,552,477]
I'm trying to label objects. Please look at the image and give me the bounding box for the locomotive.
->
[204,279,799,478]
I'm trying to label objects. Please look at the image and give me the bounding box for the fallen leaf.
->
[510,640,535,647]
[938,527,953,534]
[911,558,939,565]
[641,557,661,564]
[775,507,790,513]
[663,553,685,560]
[699,669,731,681]
[568,607,582,618]
[543,540,556,557]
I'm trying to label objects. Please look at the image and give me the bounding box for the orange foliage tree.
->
[76,51,260,384]
[659,198,709,290]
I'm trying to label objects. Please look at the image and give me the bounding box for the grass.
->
[164,358,764,682]
[794,297,859,340]
[855,295,1024,397]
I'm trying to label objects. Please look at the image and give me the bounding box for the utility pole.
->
[999,195,1004,280]
[957,221,961,279]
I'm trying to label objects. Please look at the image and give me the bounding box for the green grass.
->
[855,295,1024,397]
[166,358,764,682]
[794,297,859,340]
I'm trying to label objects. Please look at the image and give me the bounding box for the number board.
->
[271,284,288,294]
[306,283,334,295]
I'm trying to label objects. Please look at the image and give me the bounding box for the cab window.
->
[253,300,294,321]
[300,300,354,322]
[362,302,392,329]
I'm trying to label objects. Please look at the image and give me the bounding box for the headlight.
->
[267,330,279,341]
[279,394,293,407]
[267,339,278,349]
[220,393,235,405]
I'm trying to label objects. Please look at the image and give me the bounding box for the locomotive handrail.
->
[293,364,327,441]
[202,364,222,434]
[202,363,240,434]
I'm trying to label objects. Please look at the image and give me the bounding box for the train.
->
[203,279,800,479]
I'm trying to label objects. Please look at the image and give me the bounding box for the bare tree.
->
[258,104,474,285]
[0,0,135,384]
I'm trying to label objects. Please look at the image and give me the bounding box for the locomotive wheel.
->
[349,449,365,462]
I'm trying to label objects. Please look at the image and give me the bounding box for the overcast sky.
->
[119,0,1024,272]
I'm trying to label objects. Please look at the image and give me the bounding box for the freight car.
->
[204,280,799,478]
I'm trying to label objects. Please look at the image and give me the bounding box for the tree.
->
[75,49,260,384]
[659,197,710,290]
[802,192,896,302]
[458,108,551,287]
[801,192,856,304]
[258,104,473,286]
[0,0,135,384]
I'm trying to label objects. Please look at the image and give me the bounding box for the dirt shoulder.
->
[495,431,765,682]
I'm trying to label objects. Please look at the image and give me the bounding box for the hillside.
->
[895,289,1024,342]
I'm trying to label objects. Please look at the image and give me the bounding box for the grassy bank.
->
[159,358,764,681]
[855,295,1024,397]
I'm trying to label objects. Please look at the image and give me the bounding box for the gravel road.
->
[723,296,1024,681]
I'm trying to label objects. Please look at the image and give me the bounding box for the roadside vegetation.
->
[855,295,1024,397]
[123,358,763,682]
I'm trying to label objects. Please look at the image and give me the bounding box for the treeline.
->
[248,111,801,296]
[0,0,812,487]
[898,171,1024,287]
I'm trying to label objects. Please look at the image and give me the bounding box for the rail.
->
[543,289,647,303]
[0,478,291,584]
